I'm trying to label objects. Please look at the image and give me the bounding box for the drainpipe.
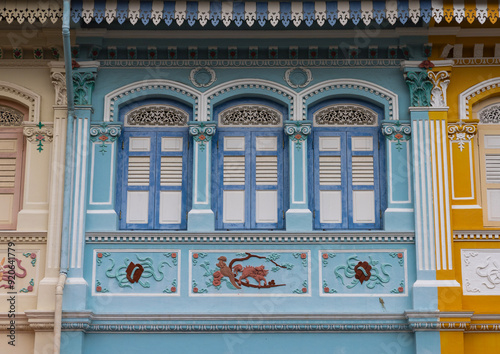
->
[55,0,75,352]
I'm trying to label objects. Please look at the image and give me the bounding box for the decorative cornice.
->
[23,122,54,152]
[428,70,450,108]
[447,121,478,152]
[454,231,500,240]
[0,232,47,243]
[73,70,97,106]
[284,120,312,148]
[89,123,122,155]
[188,122,216,152]
[405,71,433,107]
[85,232,415,244]
[50,71,67,106]
[382,121,411,151]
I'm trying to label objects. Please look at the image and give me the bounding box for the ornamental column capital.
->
[73,67,98,106]
[404,70,433,107]
[381,121,411,151]
[284,120,312,147]
[428,70,451,108]
[447,120,478,152]
[50,70,67,107]
[89,122,122,155]
[23,122,54,153]
[188,121,216,151]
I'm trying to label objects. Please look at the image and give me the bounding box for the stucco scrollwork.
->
[219,105,282,127]
[0,105,23,126]
[51,71,67,106]
[447,121,478,152]
[314,104,377,126]
[125,105,189,126]
[428,70,450,108]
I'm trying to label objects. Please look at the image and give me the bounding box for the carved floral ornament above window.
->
[125,104,189,127]
[219,105,282,127]
[479,104,500,124]
[314,104,377,126]
[0,105,23,126]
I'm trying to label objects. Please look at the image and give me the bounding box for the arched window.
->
[310,99,383,230]
[213,98,287,230]
[117,99,191,230]
[0,100,26,229]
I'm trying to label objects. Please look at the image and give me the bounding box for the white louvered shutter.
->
[252,132,282,229]
[482,134,500,222]
[156,133,188,229]
[348,132,379,228]
[314,132,347,229]
[122,133,154,229]
[219,134,249,229]
[0,133,23,229]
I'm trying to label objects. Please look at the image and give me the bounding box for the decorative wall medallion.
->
[479,104,500,124]
[428,70,450,108]
[89,123,122,155]
[125,104,188,127]
[314,104,377,126]
[284,67,312,88]
[0,105,23,126]
[284,120,312,149]
[189,67,216,88]
[219,105,282,127]
[461,249,500,295]
[0,250,38,294]
[23,122,54,152]
[447,121,477,152]
[382,121,411,151]
[405,71,433,107]
[188,122,216,151]
[190,250,310,296]
[93,250,180,296]
[319,250,407,296]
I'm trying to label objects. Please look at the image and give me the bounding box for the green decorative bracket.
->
[284,120,312,150]
[23,122,53,153]
[405,70,433,107]
[381,121,411,151]
[189,122,216,152]
[89,123,122,155]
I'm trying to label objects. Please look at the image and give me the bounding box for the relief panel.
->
[189,250,310,296]
[0,249,39,295]
[319,250,407,296]
[462,249,500,295]
[92,250,180,296]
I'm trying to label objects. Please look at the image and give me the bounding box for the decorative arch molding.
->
[299,79,399,121]
[459,77,500,121]
[103,79,201,122]
[0,81,40,123]
[202,79,298,122]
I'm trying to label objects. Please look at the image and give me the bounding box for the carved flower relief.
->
[314,104,377,126]
[354,261,372,284]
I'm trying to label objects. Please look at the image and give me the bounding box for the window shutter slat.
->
[319,156,341,185]
[256,156,277,185]
[486,155,500,184]
[160,156,183,186]
[224,156,246,185]
[127,156,150,186]
[352,156,374,185]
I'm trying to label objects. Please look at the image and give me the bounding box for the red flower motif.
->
[171,253,177,258]
[302,287,307,293]
[193,287,198,293]
[230,51,236,57]
[27,285,33,292]
[351,51,357,57]
[109,52,116,58]
[310,51,317,57]
[300,253,307,259]
[193,253,198,259]
[394,133,403,140]
[213,271,222,279]
[190,51,196,58]
[322,253,328,259]
[96,286,102,292]
[398,287,404,293]
[35,50,42,56]
[210,51,216,58]
[92,50,98,56]
[149,52,156,58]
[250,52,256,58]
[290,51,296,57]
[354,261,372,284]
[169,51,176,58]
[97,253,103,258]
[129,51,135,57]
[324,287,329,293]
[30,253,36,259]
[295,134,302,140]
[198,135,206,141]
[99,135,108,141]
[213,279,221,286]
[397,253,403,259]
[171,286,176,292]
[36,135,44,141]
[270,51,276,57]
[419,59,435,69]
